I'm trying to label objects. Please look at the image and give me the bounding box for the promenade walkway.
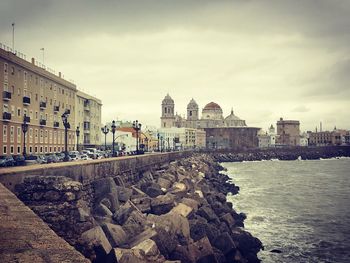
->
[0,183,89,263]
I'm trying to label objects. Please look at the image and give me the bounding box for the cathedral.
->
[160,94,247,129]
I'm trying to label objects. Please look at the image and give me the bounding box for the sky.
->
[0,0,349,131]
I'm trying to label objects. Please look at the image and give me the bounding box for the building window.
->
[29,146,32,153]
[11,66,15,75]
[17,127,21,143]
[17,108,21,117]
[3,125,7,143]
[35,146,38,153]
[18,146,21,154]
[3,146,7,154]
[40,146,43,153]
[10,146,14,154]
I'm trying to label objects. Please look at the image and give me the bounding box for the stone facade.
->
[276,118,300,146]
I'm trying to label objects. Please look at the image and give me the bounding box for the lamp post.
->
[21,114,28,157]
[145,137,149,152]
[101,125,109,151]
[157,133,160,152]
[75,126,80,151]
[61,110,70,161]
[132,120,142,154]
[173,138,176,151]
[160,136,164,152]
[111,120,116,157]
[167,137,170,152]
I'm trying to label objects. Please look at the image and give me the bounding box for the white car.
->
[80,154,92,160]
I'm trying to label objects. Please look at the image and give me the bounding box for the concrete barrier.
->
[0,151,193,191]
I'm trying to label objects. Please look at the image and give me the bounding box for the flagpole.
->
[12,22,15,52]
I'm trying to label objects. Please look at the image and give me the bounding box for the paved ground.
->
[0,183,90,263]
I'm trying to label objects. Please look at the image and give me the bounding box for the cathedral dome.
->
[187,98,198,109]
[162,94,174,104]
[225,109,247,127]
[203,102,222,111]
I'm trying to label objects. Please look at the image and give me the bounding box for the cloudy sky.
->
[1,0,349,131]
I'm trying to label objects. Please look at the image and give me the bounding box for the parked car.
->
[25,155,46,165]
[0,155,16,167]
[12,155,26,166]
[69,154,80,161]
[80,154,92,161]
[45,154,60,163]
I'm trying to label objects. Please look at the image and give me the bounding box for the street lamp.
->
[173,138,176,151]
[132,120,142,154]
[167,137,170,152]
[75,126,80,151]
[145,137,149,152]
[101,125,109,151]
[111,120,116,157]
[61,110,70,161]
[160,136,164,152]
[157,133,160,152]
[21,114,29,157]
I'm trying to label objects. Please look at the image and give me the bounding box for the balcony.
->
[3,91,11,101]
[24,116,30,123]
[23,96,31,105]
[53,105,60,112]
[40,101,47,110]
[3,112,11,121]
[40,119,46,126]
[53,121,59,128]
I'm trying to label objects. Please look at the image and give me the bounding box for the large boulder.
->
[116,186,133,202]
[131,196,151,213]
[170,203,193,218]
[80,226,112,256]
[151,194,175,215]
[212,232,236,256]
[92,178,120,213]
[231,227,263,261]
[197,206,220,223]
[122,211,148,237]
[113,202,135,225]
[102,223,127,247]
[132,239,160,257]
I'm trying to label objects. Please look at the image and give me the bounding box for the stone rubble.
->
[15,154,263,263]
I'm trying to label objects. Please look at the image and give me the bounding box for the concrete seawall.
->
[0,151,192,191]
[0,182,89,262]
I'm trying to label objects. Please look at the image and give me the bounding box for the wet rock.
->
[181,197,199,212]
[189,236,217,263]
[170,203,193,218]
[189,218,220,243]
[197,206,220,223]
[80,226,112,256]
[231,227,263,257]
[220,213,235,228]
[102,223,127,247]
[151,194,175,215]
[212,232,236,256]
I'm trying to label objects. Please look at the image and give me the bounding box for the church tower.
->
[160,94,175,128]
[187,98,199,121]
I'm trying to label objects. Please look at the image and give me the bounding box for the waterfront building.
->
[258,124,277,148]
[308,128,348,146]
[276,118,300,146]
[157,127,206,150]
[160,94,259,149]
[75,90,102,148]
[1,46,76,155]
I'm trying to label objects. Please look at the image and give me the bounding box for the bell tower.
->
[160,94,175,128]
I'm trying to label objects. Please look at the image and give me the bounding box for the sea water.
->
[223,158,350,263]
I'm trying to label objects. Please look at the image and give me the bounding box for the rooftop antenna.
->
[11,22,15,52]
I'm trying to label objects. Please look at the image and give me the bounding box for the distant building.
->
[299,132,309,147]
[258,124,277,148]
[160,94,259,149]
[276,118,300,146]
[75,90,101,148]
[308,128,348,146]
[157,127,206,150]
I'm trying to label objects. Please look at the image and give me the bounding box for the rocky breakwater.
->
[212,146,350,162]
[15,154,262,263]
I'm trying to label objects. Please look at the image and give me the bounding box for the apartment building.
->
[75,90,102,148]
[1,46,77,155]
